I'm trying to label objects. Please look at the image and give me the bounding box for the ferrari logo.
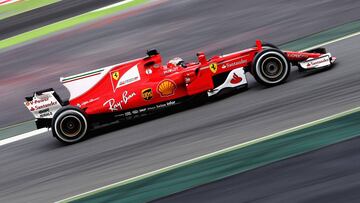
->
[209,63,218,73]
[112,71,120,80]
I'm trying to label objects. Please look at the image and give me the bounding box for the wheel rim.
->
[261,57,283,79]
[54,109,88,143]
[59,115,82,137]
[255,51,289,84]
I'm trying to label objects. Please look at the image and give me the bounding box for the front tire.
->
[251,48,290,87]
[52,106,88,144]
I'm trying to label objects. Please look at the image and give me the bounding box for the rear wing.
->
[24,89,66,127]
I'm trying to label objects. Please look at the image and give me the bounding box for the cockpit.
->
[167,57,186,68]
[143,49,188,76]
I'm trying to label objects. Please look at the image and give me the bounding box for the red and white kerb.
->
[0,0,21,6]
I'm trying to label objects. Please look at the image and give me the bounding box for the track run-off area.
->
[0,0,360,202]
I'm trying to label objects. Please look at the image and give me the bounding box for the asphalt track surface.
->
[0,0,360,202]
[2,0,360,127]
[154,136,360,203]
[0,0,125,40]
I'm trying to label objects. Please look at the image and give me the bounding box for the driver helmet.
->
[167,57,184,68]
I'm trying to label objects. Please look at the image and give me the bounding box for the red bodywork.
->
[64,40,333,116]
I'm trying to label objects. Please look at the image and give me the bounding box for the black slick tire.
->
[251,48,290,87]
[51,106,88,144]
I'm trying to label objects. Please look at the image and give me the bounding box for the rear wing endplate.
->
[24,88,65,119]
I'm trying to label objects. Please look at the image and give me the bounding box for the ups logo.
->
[141,88,153,101]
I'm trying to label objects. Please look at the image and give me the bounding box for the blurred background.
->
[1,1,360,203]
[1,0,360,127]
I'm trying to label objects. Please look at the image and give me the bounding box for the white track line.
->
[0,128,48,146]
[0,0,140,147]
[58,106,360,202]
[2,27,360,147]
[91,0,134,12]
[302,31,360,51]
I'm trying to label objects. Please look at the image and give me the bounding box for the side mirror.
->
[196,52,207,65]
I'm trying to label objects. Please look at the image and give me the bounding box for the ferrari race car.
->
[24,40,336,143]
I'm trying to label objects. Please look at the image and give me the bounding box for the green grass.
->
[0,0,148,50]
[0,0,60,20]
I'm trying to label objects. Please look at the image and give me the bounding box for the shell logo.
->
[157,79,177,97]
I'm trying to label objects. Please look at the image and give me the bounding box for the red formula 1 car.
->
[24,40,336,143]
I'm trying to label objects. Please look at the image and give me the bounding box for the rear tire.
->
[251,48,290,87]
[52,106,88,144]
